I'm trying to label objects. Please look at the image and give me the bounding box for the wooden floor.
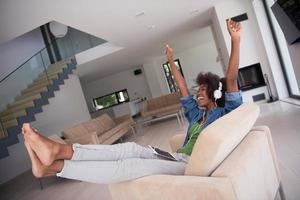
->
[0,100,299,200]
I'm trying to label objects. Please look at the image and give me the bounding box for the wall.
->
[75,43,123,67]
[0,74,91,184]
[81,67,152,112]
[287,43,300,93]
[211,9,230,73]
[211,0,282,102]
[0,28,44,80]
[0,28,45,111]
[143,61,171,98]
[252,0,289,99]
[143,26,224,97]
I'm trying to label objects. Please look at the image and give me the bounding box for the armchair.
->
[109,103,285,200]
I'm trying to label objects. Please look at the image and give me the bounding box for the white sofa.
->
[109,103,285,200]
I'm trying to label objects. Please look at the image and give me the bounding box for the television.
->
[238,63,266,91]
[271,0,300,44]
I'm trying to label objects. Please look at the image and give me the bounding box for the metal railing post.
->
[40,52,50,84]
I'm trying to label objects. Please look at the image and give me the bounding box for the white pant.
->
[57,142,189,184]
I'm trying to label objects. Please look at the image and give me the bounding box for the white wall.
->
[143,61,171,98]
[0,74,91,184]
[75,42,123,66]
[0,28,45,111]
[211,0,280,102]
[143,26,224,97]
[0,28,44,80]
[211,9,230,73]
[82,67,152,112]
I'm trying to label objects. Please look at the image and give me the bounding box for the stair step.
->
[0,110,27,122]
[38,68,64,79]
[15,86,48,101]
[21,82,50,95]
[51,58,72,67]
[0,128,8,139]
[0,58,74,159]
[34,73,58,84]
[10,94,41,108]
[45,59,70,72]
[2,119,18,130]
[1,101,34,117]
[28,79,54,89]
[46,64,67,74]
[48,61,69,69]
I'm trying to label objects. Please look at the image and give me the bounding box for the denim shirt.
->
[181,91,243,146]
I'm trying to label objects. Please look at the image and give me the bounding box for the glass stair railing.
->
[0,32,106,144]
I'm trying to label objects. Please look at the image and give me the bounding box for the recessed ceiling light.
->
[147,25,156,30]
[135,12,145,18]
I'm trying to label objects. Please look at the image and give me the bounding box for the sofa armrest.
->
[140,101,148,117]
[114,114,133,124]
[109,175,236,200]
[100,122,131,142]
[211,130,280,200]
[64,131,100,144]
[169,134,185,152]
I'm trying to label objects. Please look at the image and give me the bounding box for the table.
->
[134,110,185,134]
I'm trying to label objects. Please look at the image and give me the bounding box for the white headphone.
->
[213,82,223,100]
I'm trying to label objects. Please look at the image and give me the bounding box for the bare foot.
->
[24,140,56,178]
[23,123,59,166]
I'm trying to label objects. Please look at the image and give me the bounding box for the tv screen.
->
[271,0,300,44]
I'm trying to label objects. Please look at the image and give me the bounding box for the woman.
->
[23,19,242,184]
[166,19,242,156]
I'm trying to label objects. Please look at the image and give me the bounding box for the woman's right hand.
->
[165,45,174,61]
[226,19,241,40]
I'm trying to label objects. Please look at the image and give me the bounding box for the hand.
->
[165,45,174,61]
[227,19,241,39]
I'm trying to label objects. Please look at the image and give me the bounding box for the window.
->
[162,59,184,93]
[93,89,130,110]
[262,0,300,98]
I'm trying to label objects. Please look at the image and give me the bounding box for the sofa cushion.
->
[100,121,130,142]
[184,103,260,176]
[48,134,66,144]
[166,92,181,104]
[82,119,104,134]
[63,124,89,139]
[95,113,116,132]
[143,103,181,118]
[211,129,279,200]
[142,93,181,117]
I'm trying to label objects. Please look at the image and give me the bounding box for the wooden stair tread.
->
[9,94,41,108]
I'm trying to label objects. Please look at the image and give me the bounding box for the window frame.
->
[92,89,130,111]
[262,0,300,99]
[162,59,185,93]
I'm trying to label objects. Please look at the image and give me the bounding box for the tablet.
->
[148,145,178,161]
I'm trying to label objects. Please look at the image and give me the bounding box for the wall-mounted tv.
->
[271,0,300,44]
[238,63,266,91]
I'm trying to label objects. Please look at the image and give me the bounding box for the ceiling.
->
[0,0,231,84]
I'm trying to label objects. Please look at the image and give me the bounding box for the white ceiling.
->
[0,0,230,84]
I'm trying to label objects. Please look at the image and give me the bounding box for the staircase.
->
[0,58,77,158]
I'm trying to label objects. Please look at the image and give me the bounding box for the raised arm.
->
[165,45,189,97]
[226,19,242,92]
